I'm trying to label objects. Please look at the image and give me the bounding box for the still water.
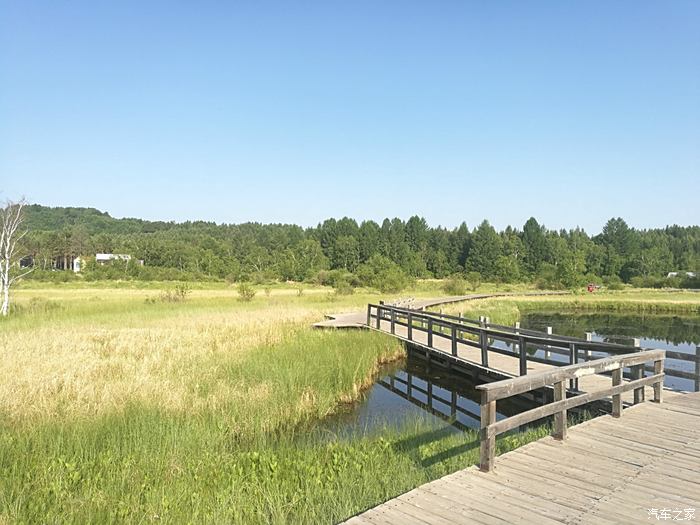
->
[521,311,700,393]
[325,312,700,437]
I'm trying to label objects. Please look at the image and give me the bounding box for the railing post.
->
[519,336,527,376]
[695,346,699,393]
[451,324,457,356]
[612,366,623,417]
[553,380,567,440]
[485,316,491,347]
[407,312,413,341]
[654,358,664,403]
[479,317,489,367]
[479,391,496,472]
[390,308,396,334]
[545,326,552,360]
[633,338,644,404]
[375,306,381,329]
[569,343,578,391]
[427,318,433,347]
[585,332,593,359]
[366,305,371,326]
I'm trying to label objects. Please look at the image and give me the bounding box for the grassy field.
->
[2,282,698,523]
[436,288,700,326]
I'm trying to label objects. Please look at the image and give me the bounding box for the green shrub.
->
[333,281,355,295]
[464,271,482,291]
[603,275,625,291]
[442,275,467,295]
[357,256,411,293]
[237,282,257,301]
[158,283,192,302]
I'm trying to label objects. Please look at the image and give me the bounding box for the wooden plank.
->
[423,478,568,524]
[399,489,500,525]
[446,471,583,522]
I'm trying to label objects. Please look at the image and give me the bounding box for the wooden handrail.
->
[475,349,665,472]
[367,304,694,380]
[367,303,646,353]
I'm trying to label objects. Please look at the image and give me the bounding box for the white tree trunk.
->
[0,199,28,316]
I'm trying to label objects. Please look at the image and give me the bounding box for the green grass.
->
[436,289,700,326]
[0,402,550,524]
[0,323,548,524]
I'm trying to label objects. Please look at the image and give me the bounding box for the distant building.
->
[667,271,696,278]
[95,253,132,265]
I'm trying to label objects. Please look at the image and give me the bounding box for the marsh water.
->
[325,311,700,437]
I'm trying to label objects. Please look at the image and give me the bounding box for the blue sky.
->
[1,1,698,233]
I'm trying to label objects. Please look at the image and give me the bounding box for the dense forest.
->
[19,205,700,290]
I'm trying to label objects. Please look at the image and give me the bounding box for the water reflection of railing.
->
[377,374,474,432]
[377,362,544,432]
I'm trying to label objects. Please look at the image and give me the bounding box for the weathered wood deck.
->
[345,391,700,524]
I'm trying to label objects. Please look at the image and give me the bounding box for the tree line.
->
[20,205,700,289]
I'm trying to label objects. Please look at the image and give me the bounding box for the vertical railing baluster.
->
[569,343,577,391]
[479,391,496,473]
[428,318,433,347]
[612,366,623,417]
[451,324,457,356]
[553,380,567,440]
[654,358,664,403]
[519,336,527,376]
[407,312,413,341]
[633,338,644,404]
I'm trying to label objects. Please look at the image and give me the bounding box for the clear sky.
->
[1,1,698,233]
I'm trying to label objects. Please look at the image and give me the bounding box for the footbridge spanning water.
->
[317,297,700,524]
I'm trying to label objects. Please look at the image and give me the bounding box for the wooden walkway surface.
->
[313,292,566,328]
[345,391,700,524]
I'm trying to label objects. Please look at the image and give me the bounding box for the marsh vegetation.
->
[2,283,699,523]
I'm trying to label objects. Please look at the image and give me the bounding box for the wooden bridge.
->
[365,303,698,402]
[340,303,700,524]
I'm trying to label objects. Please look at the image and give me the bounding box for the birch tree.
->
[1,199,31,316]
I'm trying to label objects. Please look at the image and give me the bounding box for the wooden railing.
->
[366,303,696,386]
[475,349,665,472]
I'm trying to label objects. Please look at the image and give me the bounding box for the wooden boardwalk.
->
[345,391,700,524]
[313,292,567,328]
[372,312,655,404]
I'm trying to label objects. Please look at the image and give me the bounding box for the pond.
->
[520,311,700,393]
[324,311,700,437]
